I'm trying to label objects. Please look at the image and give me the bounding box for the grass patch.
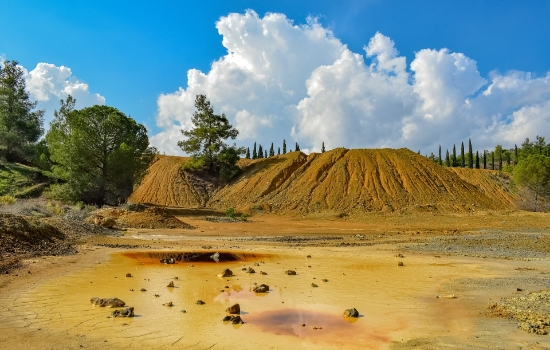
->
[0,160,51,198]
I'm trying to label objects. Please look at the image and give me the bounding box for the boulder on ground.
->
[167,281,175,287]
[226,303,240,314]
[343,308,359,318]
[125,273,132,277]
[111,307,134,317]
[218,268,233,277]
[163,302,174,307]
[90,297,125,308]
[285,270,297,275]
[223,315,244,324]
[246,267,255,274]
[253,284,269,293]
[398,262,404,266]
[196,300,205,305]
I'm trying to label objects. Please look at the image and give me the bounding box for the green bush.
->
[240,213,248,221]
[225,207,235,218]
[0,195,17,205]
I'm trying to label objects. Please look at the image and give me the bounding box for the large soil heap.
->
[130,148,517,213]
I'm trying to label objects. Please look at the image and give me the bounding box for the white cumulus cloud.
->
[152,10,550,155]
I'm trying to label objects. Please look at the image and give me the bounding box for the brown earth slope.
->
[130,148,518,213]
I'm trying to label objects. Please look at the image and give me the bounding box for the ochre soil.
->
[129,149,538,215]
[1,211,550,349]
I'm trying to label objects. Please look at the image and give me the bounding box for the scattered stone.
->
[253,284,269,293]
[307,255,312,258]
[196,300,205,305]
[219,269,233,277]
[90,297,125,308]
[322,279,328,282]
[395,253,405,258]
[301,324,306,327]
[226,303,240,314]
[181,310,186,313]
[125,273,132,277]
[260,271,268,275]
[100,218,116,228]
[174,276,179,280]
[241,267,247,271]
[129,289,134,292]
[111,307,134,317]
[140,288,146,292]
[344,308,359,318]
[253,262,260,266]
[160,258,175,264]
[167,281,175,288]
[436,294,457,299]
[311,283,318,287]
[246,267,255,274]
[154,294,160,297]
[210,252,220,262]
[222,315,244,324]
[313,327,322,330]
[517,288,523,292]
[163,302,174,307]
[285,270,297,275]
[398,262,404,266]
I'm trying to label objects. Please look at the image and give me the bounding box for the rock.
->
[241,267,247,271]
[322,279,328,282]
[210,252,220,262]
[219,269,233,277]
[163,302,174,307]
[90,297,125,308]
[307,255,312,258]
[100,218,116,228]
[311,283,318,287]
[140,288,146,292]
[253,284,269,293]
[154,294,160,297]
[285,270,297,275]
[181,310,186,313]
[167,281,175,288]
[246,267,255,274]
[111,307,134,317]
[253,262,260,266]
[125,273,132,277]
[226,303,240,314]
[398,262,404,266]
[160,258,175,264]
[222,315,244,324]
[343,308,359,318]
[196,300,205,305]
[174,276,178,280]
[260,271,268,275]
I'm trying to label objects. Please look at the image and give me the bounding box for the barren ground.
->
[1,211,550,349]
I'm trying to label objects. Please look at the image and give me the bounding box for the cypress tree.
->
[282,140,287,154]
[438,145,442,166]
[258,144,263,159]
[252,142,257,159]
[491,151,494,170]
[418,150,420,154]
[445,149,450,166]
[321,142,325,153]
[246,147,250,159]
[277,147,280,155]
[470,142,474,165]
[483,150,487,169]
[460,142,465,167]
[514,144,518,164]
[269,143,274,157]
[475,151,480,169]
[264,150,267,158]
[452,144,457,167]
[295,142,300,152]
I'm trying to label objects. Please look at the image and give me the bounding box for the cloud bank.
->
[152,10,550,154]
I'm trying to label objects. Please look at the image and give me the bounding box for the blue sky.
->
[2,1,550,154]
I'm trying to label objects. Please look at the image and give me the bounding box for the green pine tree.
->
[483,150,487,169]
[452,144,457,167]
[468,139,473,168]
[295,142,300,152]
[258,144,263,159]
[445,149,450,166]
[321,142,326,153]
[277,147,280,155]
[252,142,257,159]
[269,143,274,157]
[475,151,480,169]
[246,147,250,159]
[438,145,442,165]
[460,142,465,167]
[491,151,495,170]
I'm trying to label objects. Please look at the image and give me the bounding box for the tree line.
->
[0,60,157,205]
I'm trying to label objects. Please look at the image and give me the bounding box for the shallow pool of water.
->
[5,247,498,349]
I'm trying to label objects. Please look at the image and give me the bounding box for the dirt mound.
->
[89,206,193,229]
[128,155,219,207]
[130,148,518,214]
[0,214,75,273]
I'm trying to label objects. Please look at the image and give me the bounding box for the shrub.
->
[0,195,17,205]
[225,207,235,218]
[240,213,248,221]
